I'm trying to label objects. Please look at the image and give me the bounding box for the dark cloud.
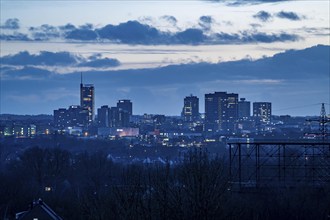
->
[0,33,30,41]
[215,32,241,43]
[59,23,76,31]
[29,24,60,41]
[1,51,121,68]
[1,51,80,66]
[65,28,98,41]
[78,58,120,68]
[200,16,213,24]
[0,18,20,29]
[2,45,328,116]
[97,20,166,44]
[2,20,302,45]
[79,23,94,30]
[253,11,272,22]
[64,23,98,41]
[160,15,178,26]
[241,32,300,43]
[2,66,53,80]
[88,53,102,61]
[173,28,206,44]
[214,31,299,43]
[276,11,302,20]
[74,20,301,44]
[199,16,214,30]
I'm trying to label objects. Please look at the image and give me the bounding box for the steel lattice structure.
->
[228,140,330,191]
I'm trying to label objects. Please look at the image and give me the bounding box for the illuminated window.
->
[45,187,52,191]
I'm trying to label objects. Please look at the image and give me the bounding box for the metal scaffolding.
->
[228,140,330,191]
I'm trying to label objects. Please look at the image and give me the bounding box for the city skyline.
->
[0,0,329,116]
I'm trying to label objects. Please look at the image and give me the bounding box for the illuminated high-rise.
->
[54,105,88,128]
[183,95,199,122]
[253,102,272,124]
[204,92,238,133]
[80,74,94,125]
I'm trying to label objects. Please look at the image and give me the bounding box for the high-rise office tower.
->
[80,74,95,125]
[204,92,238,133]
[97,105,110,127]
[117,99,133,116]
[226,93,239,131]
[182,95,199,122]
[109,107,130,128]
[238,98,251,120]
[253,102,272,124]
[67,105,89,127]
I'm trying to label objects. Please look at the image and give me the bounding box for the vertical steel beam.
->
[238,143,242,190]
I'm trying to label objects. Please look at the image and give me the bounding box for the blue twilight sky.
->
[0,0,329,116]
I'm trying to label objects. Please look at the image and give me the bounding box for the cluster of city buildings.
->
[0,115,52,137]
[50,79,273,138]
[5,77,320,146]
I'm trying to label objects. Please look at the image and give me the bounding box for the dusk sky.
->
[1,0,329,116]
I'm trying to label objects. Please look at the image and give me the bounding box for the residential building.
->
[253,102,272,124]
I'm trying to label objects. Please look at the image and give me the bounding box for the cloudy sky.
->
[1,0,329,116]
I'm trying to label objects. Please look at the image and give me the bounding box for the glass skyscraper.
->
[80,76,95,125]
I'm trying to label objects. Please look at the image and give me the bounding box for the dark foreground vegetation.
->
[0,146,329,220]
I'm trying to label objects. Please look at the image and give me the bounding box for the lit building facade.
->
[53,108,67,129]
[54,105,88,128]
[204,92,238,133]
[80,82,95,125]
[253,102,272,124]
[182,95,199,122]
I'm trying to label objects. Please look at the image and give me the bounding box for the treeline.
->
[0,146,329,219]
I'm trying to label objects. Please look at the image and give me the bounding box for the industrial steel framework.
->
[228,140,330,190]
[306,103,330,140]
